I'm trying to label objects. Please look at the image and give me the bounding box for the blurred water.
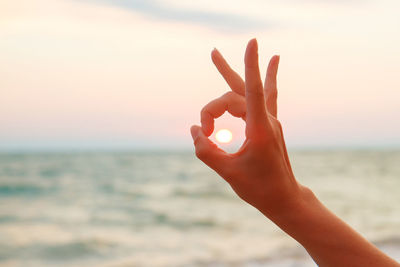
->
[0,150,399,266]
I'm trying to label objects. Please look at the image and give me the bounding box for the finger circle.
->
[200,92,246,136]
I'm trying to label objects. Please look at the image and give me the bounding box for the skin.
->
[190,39,399,267]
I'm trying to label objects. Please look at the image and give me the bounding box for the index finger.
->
[211,48,245,96]
[200,92,246,136]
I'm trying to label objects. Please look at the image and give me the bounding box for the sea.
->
[0,150,399,267]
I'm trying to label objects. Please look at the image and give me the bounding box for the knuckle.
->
[193,136,201,147]
[222,91,235,98]
[271,117,281,127]
[200,106,208,116]
[195,149,204,159]
[246,87,264,97]
[201,100,216,115]
[274,119,283,133]
[195,146,207,160]
[200,108,213,121]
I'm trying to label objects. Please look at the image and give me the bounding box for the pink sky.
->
[1,0,399,150]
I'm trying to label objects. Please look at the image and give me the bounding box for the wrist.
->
[259,184,317,226]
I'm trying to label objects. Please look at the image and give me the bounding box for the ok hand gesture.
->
[191,39,301,217]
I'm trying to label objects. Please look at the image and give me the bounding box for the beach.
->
[0,150,399,266]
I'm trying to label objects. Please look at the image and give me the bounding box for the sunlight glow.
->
[215,129,233,143]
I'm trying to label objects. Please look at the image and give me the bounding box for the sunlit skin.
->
[215,129,233,143]
[191,39,399,266]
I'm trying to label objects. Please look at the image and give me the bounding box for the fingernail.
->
[212,48,220,56]
[211,48,217,58]
[245,38,258,65]
[248,38,258,49]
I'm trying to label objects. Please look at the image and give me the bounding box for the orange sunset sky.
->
[1,0,399,150]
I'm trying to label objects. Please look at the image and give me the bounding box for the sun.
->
[215,129,233,143]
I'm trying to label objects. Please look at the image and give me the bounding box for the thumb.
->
[190,125,230,176]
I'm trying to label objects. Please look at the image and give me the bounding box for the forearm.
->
[262,186,399,267]
[195,40,398,266]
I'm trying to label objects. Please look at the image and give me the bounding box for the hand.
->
[191,39,400,267]
[191,39,303,218]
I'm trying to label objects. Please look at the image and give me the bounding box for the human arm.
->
[190,39,399,266]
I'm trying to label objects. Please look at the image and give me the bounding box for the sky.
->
[0,0,400,151]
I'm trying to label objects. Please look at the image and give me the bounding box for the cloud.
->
[85,0,270,33]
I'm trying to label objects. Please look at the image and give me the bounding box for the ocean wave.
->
[0,184,54,197]
[153,212,218,229]
[0,238,117,263]
[1,151,399,267]
[172,188,234,200]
